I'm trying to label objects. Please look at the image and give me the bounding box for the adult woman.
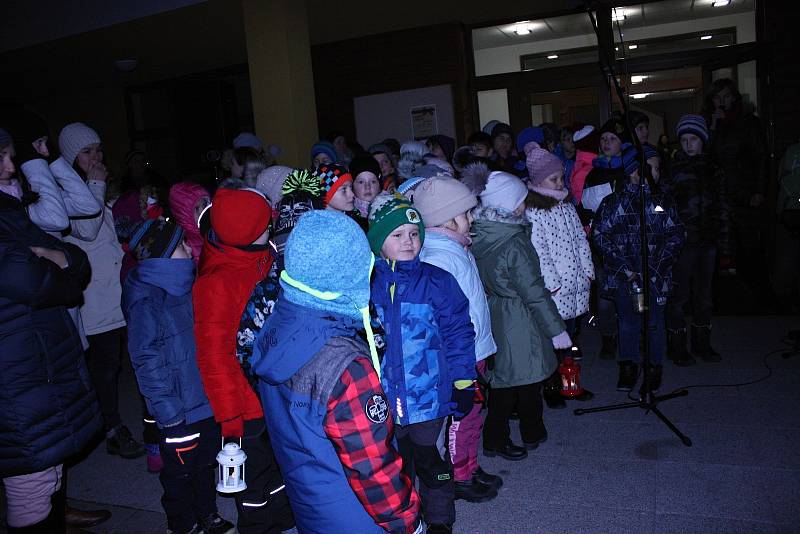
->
[0,129,101,532]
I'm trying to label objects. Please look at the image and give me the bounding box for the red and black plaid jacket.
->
[324,356,421,534]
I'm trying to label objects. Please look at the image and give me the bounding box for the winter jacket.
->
[470,207,564,388]
[592,182,686,300]
[419,232,497,362]
[0,192,101,477]
[254,298,420,534]
[569,150,596,206]
[193,233,273,437]
[525,195,595,320]
[122,258,213,428]
[52,161,127,336]
[236,270,280,389]
[578,159,629,228]
[709,106,768,205]
[372,257,476,426]
[50,157,105,241]
[554,144,576,192]
[665,151,731,253]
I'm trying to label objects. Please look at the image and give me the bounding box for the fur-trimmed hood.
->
[471,204,527,225]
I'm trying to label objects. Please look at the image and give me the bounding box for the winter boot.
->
[667,329,696,367]
[106,424,145,459]
[474,467,503,491]
[638,363,663,396]
[691,324,721,362]
[543,373,566,409]
[454,478,498,503]
[599,334,617,360]
[616,361,639,392]
[199,513,235,534]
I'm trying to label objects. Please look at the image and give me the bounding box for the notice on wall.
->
[410,105,438,140]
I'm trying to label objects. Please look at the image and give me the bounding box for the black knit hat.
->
[128,218,184,261]
[598,116,632,143]
[349,153,382,180]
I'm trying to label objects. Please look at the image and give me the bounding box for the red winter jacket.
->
[193,237,273,437]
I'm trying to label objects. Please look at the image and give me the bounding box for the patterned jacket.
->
[592,183,686,300]
[371,257,476,426]
[664,151,731,253]
[237,270,280,389]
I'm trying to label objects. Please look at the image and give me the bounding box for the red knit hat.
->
[316,164,353,207]
[210,188,272,246]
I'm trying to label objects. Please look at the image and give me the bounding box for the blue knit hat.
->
[310,140,338,165]
[676,114,709,144]
[516,126,545,155]
[280,210,372,320]
[621,144,659,176]
[128,218,184,261]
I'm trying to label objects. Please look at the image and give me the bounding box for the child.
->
[525,144,595,405]
[169,182,211,263]
[193,189,294,533]
[253,210,422,534]
[468,131,494,159]
[414,178,502,504]
[592,149,685,393]
[349,154,383,227]
[316,163,355,213]
[465,166,571,459]
[369,193,477,533]
[664,115,729,364]
[123,219,234,534]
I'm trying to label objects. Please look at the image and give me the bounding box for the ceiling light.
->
[547,54,559,59]
[630,75,648,84]
[615,46,619,51]
[612,8,627,22]
[712,0,731,6]
[628,44,638,50]
[700,35,713,40]
[632,93,649,99]
[515,27,531,35]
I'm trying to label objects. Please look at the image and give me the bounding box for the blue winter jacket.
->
[592,183,686,300]
[254,298,388,534]
[371,256,476,426]
[122,258,213,428]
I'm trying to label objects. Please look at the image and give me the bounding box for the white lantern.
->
[216,439,247,493]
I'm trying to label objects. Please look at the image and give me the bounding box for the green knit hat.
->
[367,192,426,255]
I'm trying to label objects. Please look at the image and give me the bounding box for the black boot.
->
[638,363,663,396]
[543,374,566,409]
[454,478,498,503]
[616,361,639,392]
[691,324,721,362]
[668,329,696,367]
[599,334,617,360]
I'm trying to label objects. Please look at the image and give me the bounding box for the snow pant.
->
[616,287,666,364]
[448,360,487,482]
[234,418,295,534]
[483,381,546,448]
[396,418,454,526]
[3,465,62,528]
[159,417,219,533]
[667,245,716,330]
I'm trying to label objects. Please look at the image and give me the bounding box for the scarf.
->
[529,185,569,202]
[427,226,472,249]
[354,196,370,218]
[0,180,22,200]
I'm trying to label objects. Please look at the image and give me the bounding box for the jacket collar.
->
[136,258,195,296]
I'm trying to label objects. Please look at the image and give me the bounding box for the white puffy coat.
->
[526,200,594,320]
[419,231,497,362]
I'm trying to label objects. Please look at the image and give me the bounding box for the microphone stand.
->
[572,5,692,447]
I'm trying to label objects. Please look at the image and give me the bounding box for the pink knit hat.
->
[168,182,209,262]
[525,143,564,186]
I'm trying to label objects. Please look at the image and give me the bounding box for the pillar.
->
[241,0,318,168]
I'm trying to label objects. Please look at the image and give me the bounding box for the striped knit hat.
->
[128,218,184,261]
[316,164,353,207]
[367,193,425,254]
[676,114,709,144]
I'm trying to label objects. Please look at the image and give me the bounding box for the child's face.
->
[353,172,380,202]
[680,133,703,157]
[427,142,446,160]
[493,134,513,157]
[374,152,394,176]
[560,131,575,153]
[647,156,660,182]
[327,181,355,212]
[539,171,564,191]
[600,133,622,158]
[635,122,649,145]
[380,223,422,261]
[75,143,103,174]
[444,211,474,237]
[313,152,333,168]
[472,142,492,158]
[0,145,15,183]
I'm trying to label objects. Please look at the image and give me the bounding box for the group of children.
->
[0,106,730,533]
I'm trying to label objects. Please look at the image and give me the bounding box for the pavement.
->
[2,315,799,533]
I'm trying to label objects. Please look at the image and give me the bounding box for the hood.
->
[136,258,195,296]
[470,215,526,259]
[199,234,274,282]
[253,297,361,385]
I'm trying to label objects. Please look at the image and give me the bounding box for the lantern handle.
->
[221,437,243,450]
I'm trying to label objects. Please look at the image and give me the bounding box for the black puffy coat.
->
[709,109,768,206]
[0,191,101,477]
[665,151,731,254]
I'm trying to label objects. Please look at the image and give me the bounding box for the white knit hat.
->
[233,132,264,151]
[479,171,528,213]
[255,165,293,206]
[58,122,101,165]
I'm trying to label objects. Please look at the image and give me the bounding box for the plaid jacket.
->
[325,357,421,533]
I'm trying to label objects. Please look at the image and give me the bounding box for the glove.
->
[221,415,244,438]
[552,331,572,350]
[451,384,476,421]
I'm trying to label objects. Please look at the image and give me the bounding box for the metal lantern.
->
[559,356,584,398]
[216,439,247,494]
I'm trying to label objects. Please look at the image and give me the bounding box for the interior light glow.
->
[547,54,559,59]
[700,35,713,40]
[632,93,649,99]
[628,44,638,50]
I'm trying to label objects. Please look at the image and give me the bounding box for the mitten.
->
[552,331,572,350]
[451,384,476,421]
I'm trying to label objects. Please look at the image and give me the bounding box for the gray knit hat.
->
[58,122,101,165]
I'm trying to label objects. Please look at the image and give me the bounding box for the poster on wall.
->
[410,105,438,140]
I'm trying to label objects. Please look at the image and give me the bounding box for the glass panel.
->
[530,87,600,128]
[478,89,510,127]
